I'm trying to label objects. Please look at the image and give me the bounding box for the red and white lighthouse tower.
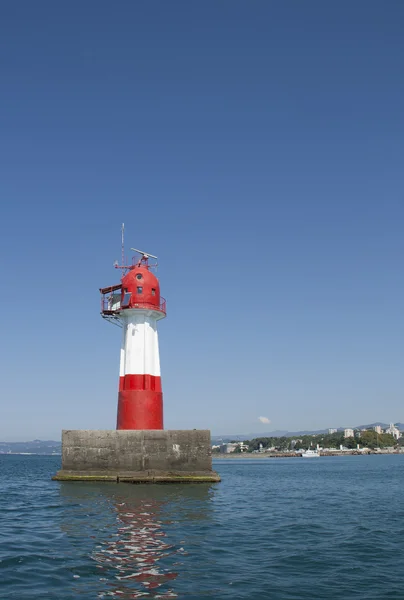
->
[53,237,220,483]
[100,247,166,430]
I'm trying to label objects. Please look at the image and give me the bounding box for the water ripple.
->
[1,455,404,599]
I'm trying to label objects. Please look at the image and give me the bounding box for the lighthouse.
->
[53,234,219,483]
[100,249,166,430]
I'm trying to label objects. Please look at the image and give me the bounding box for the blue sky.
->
[0,1,403,440]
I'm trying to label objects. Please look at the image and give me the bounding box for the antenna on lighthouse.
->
[121,223,125,266]
[130,248,158,260]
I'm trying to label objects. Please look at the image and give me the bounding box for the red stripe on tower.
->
[117,389,163,430]
[119,375,162,392]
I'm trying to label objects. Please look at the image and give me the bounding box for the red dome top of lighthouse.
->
[121,263,164,313]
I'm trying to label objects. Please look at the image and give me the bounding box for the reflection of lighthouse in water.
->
[59,484,214,599]
[93,498,181,599]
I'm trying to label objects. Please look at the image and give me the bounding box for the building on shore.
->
[384,423,401,440]
[344,428,354,438]
[373,425,382,434]
[328,428,337,434]
[219,441,249,453]
[219,443,237,454]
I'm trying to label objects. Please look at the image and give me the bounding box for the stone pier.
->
[53,429,220,483]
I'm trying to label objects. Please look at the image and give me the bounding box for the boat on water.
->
[301,449,320,458]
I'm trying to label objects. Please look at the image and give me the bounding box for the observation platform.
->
[100,284,166,325]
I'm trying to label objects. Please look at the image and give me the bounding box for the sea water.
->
[0,454,403,599]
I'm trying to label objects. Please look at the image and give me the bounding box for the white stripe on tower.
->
[120,312,161,377]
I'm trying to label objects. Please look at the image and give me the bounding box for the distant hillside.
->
[2,424,403,450]
[0,440,61,455]
[212,422,403,443]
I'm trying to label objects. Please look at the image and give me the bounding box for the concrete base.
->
[53,429,220,483]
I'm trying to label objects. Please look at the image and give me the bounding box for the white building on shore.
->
[384,423,401,440]
[344,428,354,438]
[219,441,249,453]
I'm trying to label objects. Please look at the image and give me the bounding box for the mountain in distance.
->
[212,423,404,443]
[1,423,403,452]
[0,440,61,455]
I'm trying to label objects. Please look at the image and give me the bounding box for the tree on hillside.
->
[243,430,397,453]
[344,436,357,449]
[359,430,396,449]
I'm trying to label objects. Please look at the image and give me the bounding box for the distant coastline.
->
[0,440,61,456]
[214,449,404,458]
[0,452,61,456]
